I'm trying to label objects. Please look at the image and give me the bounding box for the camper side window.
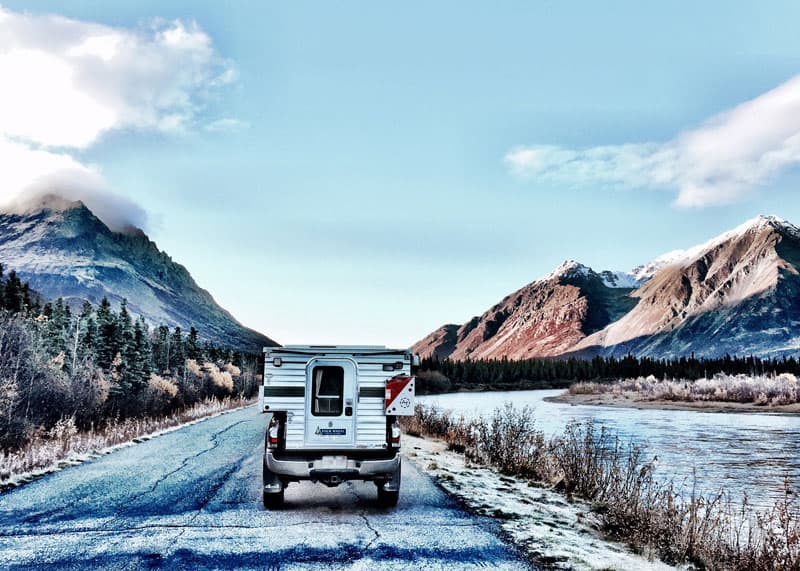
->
[311,366,344,416]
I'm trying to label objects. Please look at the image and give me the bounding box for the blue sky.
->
[2,1,800,347]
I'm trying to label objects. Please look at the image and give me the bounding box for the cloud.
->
[0,7,234,148]
[505,75,800,207]
[204,118,250,133]
[21,173,150,233]
[0,137,149,231]
[0,7,236,229]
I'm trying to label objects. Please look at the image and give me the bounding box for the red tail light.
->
[390,422,401,448]
[267,417,280,448]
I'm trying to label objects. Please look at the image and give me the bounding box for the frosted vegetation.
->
[569,374,800,406]
[0,263,260,483]
[402,404,800,570]
[0,396,250,487]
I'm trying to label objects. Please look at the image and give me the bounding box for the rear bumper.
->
[265,450,400,483]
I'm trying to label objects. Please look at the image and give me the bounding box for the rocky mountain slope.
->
[414,215,800,360]
[414,260,639,360]
[0,195,276,352]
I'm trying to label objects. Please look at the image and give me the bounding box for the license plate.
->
[318,456,348,469]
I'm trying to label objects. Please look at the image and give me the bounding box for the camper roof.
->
[264,345,410,356]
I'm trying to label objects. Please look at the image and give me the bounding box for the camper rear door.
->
[304,359,357,448]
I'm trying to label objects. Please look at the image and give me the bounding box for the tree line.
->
[416,353,800,394]
[0,263,260,450]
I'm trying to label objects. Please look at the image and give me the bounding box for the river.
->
[419,389,800,511]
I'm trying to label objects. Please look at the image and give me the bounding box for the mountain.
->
[0,195,277,352]
[414,260,639,360]
[414,215,800,360]
[573,215,800,358]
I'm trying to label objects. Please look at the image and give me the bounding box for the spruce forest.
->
[0,264,260,451]
[416,353,800,393]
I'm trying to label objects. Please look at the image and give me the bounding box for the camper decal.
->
[315,426,347,436]
[385,375,415,415]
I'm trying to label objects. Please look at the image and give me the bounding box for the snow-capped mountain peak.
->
[4,193,85,216]
[597,270,645,289]
[540,259,589,282]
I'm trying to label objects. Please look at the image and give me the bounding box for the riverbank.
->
[402,402,800,570]
[403,433,673,571]
[545,391,800,414]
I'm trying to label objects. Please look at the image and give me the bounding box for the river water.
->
[419,389,800,511]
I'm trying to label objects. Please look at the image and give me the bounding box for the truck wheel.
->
[376,484,399,507]
[263,488,284,509]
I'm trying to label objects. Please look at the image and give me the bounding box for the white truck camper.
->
[260,345,418,508]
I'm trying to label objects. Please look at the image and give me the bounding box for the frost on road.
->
[0,406,529,570]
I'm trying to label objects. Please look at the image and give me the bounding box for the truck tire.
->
[263,488,284,509]
[376,484,399,507]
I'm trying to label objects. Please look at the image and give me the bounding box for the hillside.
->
[0,195,276,352]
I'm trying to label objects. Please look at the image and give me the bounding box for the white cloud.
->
[204,118,250,133]
[0,7,236,228]
[505,75,800,207]
[0,7,233,148]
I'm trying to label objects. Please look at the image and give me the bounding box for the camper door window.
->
[311,366,344,416]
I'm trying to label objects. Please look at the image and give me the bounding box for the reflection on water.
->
[419,389,800,510]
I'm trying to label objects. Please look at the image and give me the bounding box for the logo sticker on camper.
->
[315,426,346,436]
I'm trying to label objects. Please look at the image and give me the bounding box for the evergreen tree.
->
[186,326,201,362]
[72,301,96,368]
[169,326,185,373]
[130,317,151,392]
[3,271,24,313]
[45,298,70,356]
[117,299,136,387]
[153,325,170,373]
[95,297,118,370]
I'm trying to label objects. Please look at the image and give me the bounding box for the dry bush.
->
[468,403,552,480]
[400,404,470,448]
[184,359,238,395]
[148,374,178,399]
[223,363,241,377]
[145,374,179,416]
[569,381,603,395]
[209,367,234,392]
[415,370,452,394]
[185,359,203,377]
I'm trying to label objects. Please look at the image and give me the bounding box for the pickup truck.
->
[260,345,417,508]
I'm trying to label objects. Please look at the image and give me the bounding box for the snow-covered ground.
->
[403,433,678,571]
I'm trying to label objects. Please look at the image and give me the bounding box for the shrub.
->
[415,370,452,394]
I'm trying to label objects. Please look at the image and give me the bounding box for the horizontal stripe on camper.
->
[263,386,305,397]
[358,387,386,399]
